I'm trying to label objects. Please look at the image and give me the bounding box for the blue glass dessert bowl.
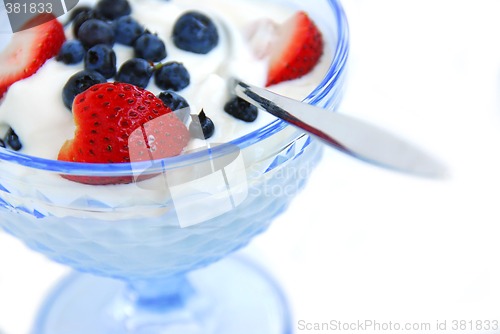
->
[0,0,348,333]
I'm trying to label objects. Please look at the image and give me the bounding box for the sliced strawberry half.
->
[58,82,191,185]
[266,11,324,87]
[0,13,65,98]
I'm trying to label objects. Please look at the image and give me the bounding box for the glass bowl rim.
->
[0,0,349,174]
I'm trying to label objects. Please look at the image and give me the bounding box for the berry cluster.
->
[59,0,260,144]
[60,0,201,104]
[0,3,326,159]
[56,0,242,141]
[0,0,265,157]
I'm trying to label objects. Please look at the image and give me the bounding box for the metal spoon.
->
[231,79,447,178]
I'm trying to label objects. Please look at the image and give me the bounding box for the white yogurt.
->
[0,0,329,159]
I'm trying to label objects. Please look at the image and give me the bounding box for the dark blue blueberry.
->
[224,97,258,122]
[63,70,107,109]
[69,6,93,22]
[154,62,190,91]
[189,110,214,139]
[0,138,6,148]
[157,91,189,111]
[56,40,85,64]
[4,128,22,151]
[133,33,167,62]
[113,16,144,46]
[72,9,102,37]
[77,19,115,49]
[172,11,219,54]
[115,58,154,88]
[84,44,116,78]
[96,0,131,20]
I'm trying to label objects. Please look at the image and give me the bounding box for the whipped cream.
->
[0,0,330,159]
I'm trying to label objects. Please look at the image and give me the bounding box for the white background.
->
[2,0,500,333]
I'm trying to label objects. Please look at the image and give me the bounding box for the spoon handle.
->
[232,79,447,178]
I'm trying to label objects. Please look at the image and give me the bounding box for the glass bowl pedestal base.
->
[33,254,291,334]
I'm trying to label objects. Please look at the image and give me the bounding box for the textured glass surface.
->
[1,138,322,280]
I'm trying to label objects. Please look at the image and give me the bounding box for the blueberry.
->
[133,33,167,62]
[224,97,258,122]
[172,11,219,54]
[115,58,154,88]
[96,0,131,20]
[72,9,102,37]
[113,16,144,46]
[56,40,85,64]
[63,70,107,109]
[154,62,190,91]
[157,91,189,111]
[190,110,214,139]
[0,138,6,148]
[84,44,116,78]
[4,128,22,151]
[69,6,93,22]
[77,19,115,49]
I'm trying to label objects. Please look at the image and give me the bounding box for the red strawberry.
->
[58,82,191,185]
[266,11,324,86]
[0,14,65,98]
